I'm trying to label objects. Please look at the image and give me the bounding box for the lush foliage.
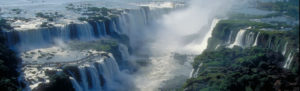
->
[206,19,278,50]
[257,0,299,19]
[184,47,299,91]
[207,18,299,73]
[69,39,118,52]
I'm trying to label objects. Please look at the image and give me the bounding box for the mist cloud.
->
[133,0,237,90]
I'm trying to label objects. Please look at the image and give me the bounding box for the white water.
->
[228,29,247,48]
[12,4,177,91]
[134,17,223,90]
[70,77,83,91]
[3,6,174,52]
[119,44,130,61]
[244,32,255,47]
[283,52,294,69]
[189,69,195,78]
[252,32,260,47]
[68,54,126,91]
[215,44,221,50]
[4,22,104,51]
[191,62,203,78]
[132,0,235,90]
[227,31,233,44]
[282,42,288,56]
[184,19,220,54]
[2,0,238,90]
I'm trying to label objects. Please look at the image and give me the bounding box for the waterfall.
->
[189,69,194,78]
[200,19,220,53]
[183,19,221,54]
[244,32,255,47]
[2,7,173,52]
[228,29,247,48]
[252,32,260,47]
[191,63,203,78]
[70,77,83,91]
[4,23,103,51]
[67,54,121,91]
[189,19,220,77]
[117,7,173,48]
[9,6,175,91]
[227,31,233,44]
[283,53,294,69]
[282,42,288,56]
[186,19,220,78]
[215,44,221,50]
[119,44,130,61]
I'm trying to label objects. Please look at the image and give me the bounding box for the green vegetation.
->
[184,47,299,91]
[0,19,21,91]
[207,19,299,50]
[69,39,118,52]
[192,16,299,90]
[86,7,110,16]
[207,20,274,50]
[65,4,121,22]
[249,25,299,48]
[228,12,284,20]
[207,19,299,73]
[257,0,299,19]
[77,7,114,22]
[35,12,64,21]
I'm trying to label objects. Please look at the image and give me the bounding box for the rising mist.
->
[131,0,237,90]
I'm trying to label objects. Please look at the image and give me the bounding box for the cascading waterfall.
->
[2,1,253,90]
[228,29,247,48]
[199,19,220,53]
[267,36,272,48]
[189,69,194,78]
[182,19,221,54]
[190,63,203,78]
[70,77,83,91]
[188,19,220,78]
[215,44,221,50]
[244,32,255,47]
[118,44,130,61]
[3,22,104,51]
[283,52,294,69]
[226,29,297,69]
[2,7,173,52]
[185,19,221,78]
[117,8,173,48]
[227,31,233,44]
[252,32,260,47]
[282,42,288,56]
[7,6,176,91]
[67,54,121,91]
